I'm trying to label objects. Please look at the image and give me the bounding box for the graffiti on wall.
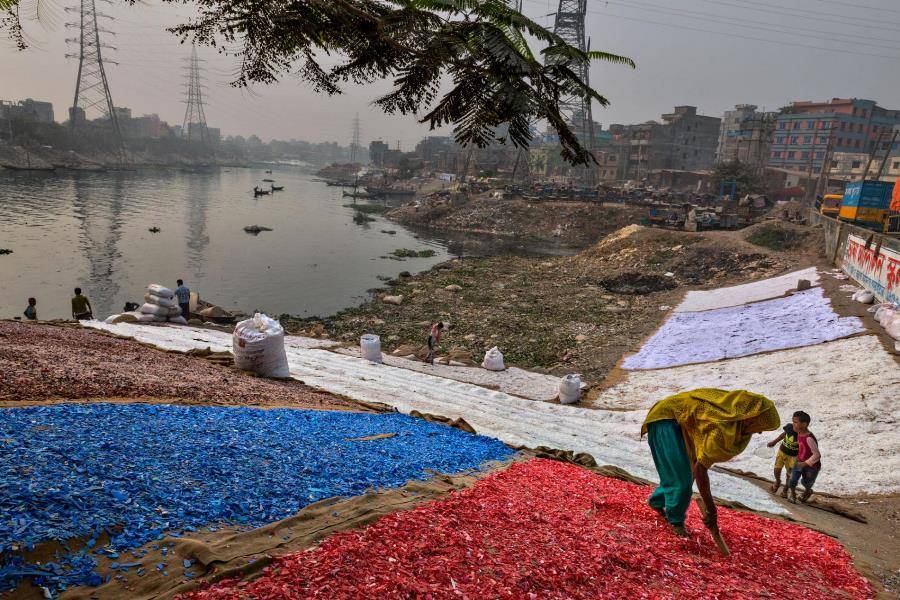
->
[843,234,900,304]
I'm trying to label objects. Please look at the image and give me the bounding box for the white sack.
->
[481,346,505,371]
[852,290,874,304]
[233,312,290,378]
[360,334,382,363]
[147,284,175,299]
[144,293,177,308]
[140,302,170,316]
[559,374,582,405]
[168,316,188,325]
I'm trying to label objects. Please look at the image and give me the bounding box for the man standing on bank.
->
[175,279,191,320]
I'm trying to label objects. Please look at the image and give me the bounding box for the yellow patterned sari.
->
[642,388,780,468]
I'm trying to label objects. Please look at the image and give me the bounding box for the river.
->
[0,166,456,321]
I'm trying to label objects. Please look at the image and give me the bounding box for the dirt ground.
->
[386,197,648,247]
[293,222,822,385]
[0,321,357,410]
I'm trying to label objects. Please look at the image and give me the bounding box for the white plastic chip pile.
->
[675,267,820,313]
[83,320,785,515]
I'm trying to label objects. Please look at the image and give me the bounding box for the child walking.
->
[786,411,821,504]
[766,411,802,497]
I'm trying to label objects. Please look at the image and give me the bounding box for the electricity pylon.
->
[549,0,595,185]
[182,44,211,148]
[349,113,361,164]
[65,0,125,162]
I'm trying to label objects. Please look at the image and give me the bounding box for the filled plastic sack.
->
[885,318,900,341]
[147,284,175,299]
[481,346,505,371]
[559,374,582,405]
[233,313,290,378]
[135,312,157,323]
[168,316,188,326]
[140,302,170,316]
[104,312,141,325]
[360,334,382,363]
[144,293,177,308]
[851,290,874,304]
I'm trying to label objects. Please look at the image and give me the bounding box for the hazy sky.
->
[2,0,899,147]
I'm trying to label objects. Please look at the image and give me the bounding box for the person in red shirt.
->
[426,321,445,365]
[786,411,821,504]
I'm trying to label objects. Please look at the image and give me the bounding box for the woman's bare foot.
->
[769,482,780,494]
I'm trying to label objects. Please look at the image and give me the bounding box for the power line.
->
[599,0,900,51]
[698,0,900,33]
[811,0,900,15]
[587,8,900,61]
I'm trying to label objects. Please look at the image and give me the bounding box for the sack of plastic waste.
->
[140,302,170,316]
[104,312,140,325]
[481,346,505,371]
[147,283,175,299]
[559,374,582,405]
[360,334,382,363]
[233,313,290,378]
[168,316,188,326]
[144,293,177,308]
[851,290,874,304]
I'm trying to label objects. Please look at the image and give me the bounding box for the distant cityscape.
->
[2,95,899,187]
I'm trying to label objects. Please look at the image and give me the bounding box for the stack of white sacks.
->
[104,283,188,325]
[140,284,189,325]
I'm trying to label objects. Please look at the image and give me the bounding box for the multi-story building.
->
[662,106,721,171]
[716,104,776,166]
[769,98,900,175]
[621,106,721,180]
[830,150,900,182]
[0,98,55,122]
[369,140,389,167]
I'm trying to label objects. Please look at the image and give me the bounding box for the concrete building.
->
[0,98,55,123]
[369,140,389,167]
[769,98,900,175]
[830,151,900,182]
[716,104,776,166]
[622,107,721,180]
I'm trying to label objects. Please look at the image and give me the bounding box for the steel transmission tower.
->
[65,0,125,160]
[549,0,595,184]
[349,113,361,164]
[182,44,211,147]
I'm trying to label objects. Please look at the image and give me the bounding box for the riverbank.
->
[386,195,647,247]
[284,221,824,385]
[0,144,250,171]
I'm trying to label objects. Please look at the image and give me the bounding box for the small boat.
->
[262,178,275,182]
[244,225,273,234]
[326,180,353,187]
[271,185,284,191]
[254,189,270,197]
[366,186,416,197]
[265,170,272,173]
[343,190,370,199]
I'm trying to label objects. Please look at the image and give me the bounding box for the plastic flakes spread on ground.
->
[184,459,873,600]
[622,287,864,370]
[0,403,512,592]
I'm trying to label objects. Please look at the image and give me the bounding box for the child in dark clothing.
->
[766,411,802,497]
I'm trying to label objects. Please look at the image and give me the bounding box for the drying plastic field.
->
[182,459,873,600]
[623,287,864,370]
[0,403,513,593]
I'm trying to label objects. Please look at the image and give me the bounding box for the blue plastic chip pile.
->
[0,403,512,592]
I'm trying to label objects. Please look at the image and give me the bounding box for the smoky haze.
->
[2,0,898,145]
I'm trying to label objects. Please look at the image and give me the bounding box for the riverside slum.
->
[1,229,897,599]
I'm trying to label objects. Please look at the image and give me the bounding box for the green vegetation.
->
[747,224,807,251]
[392,248,436,258]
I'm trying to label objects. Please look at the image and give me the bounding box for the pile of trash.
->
[104,284,187,325]
[183,459,872,600]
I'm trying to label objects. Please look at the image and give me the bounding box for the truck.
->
[839,180,895,232]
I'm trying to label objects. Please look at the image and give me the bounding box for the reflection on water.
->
[0,167,455,320]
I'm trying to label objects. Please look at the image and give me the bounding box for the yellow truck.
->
[819,194,843,218]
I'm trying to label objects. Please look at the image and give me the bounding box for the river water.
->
[0,166,455,321]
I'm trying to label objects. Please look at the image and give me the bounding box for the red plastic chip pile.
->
[182,458,873,599]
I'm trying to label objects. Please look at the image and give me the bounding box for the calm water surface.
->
[0,166,453,320]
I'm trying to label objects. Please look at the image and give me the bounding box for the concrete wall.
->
[811,209,900,302]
